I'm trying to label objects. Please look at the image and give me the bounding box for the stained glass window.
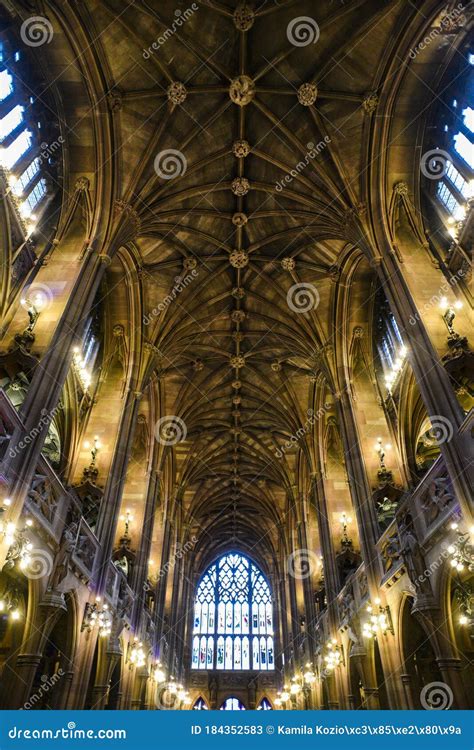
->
[0,36,52,228]
[220,697,246,710]
[192,698,208,710]
[257,698,273,710]
[434,52,473,218]
[191,553,274,671]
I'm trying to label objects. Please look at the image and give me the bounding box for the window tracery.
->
[191,553,274,671]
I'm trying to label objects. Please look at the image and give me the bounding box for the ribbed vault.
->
[83,0,407,551]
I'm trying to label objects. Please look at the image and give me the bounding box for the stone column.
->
[131,469,160,630]
[95,388,143,590]
[310,474,340,611]
[5,654,42,709]
[436,657,468,709]
[375,251,473,519]
[55,669,74,709]
[2,249,106,533]
[400,673,416,709]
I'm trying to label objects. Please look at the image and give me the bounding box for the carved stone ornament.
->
[297,83,318,106]
[183,257,197,271]
[231,176,250,196]
[107,89,123,112]
[281,257,296,272]
[231,309,246,323]
[230,355,245,369]
[114,200,141,233]
[229,76,256,106]
[232,139,251,158]
[232,212,248,226]
[232,379,242,389]
[232,287,246,299]
[229,249,249,268]
[363,92,378,114]
[271,361,282,372]
[394,181,409,197]
[75,177,90,191]
[233,3,255,31]
[167,81,187,104]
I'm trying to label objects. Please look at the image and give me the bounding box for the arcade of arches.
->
[0,0,472,711]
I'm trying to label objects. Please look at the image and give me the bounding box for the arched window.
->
[220,697,246,710]
[374,288,407,394]
[192,697,208,710]
[432,46,473,221]
[257,697,273,710]
[0,38,52,234]
[191,552,274,671]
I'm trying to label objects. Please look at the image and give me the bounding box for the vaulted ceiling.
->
[18,0,425,561]
[81,0,408,558]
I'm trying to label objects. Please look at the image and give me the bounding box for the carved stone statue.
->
[49,521,78,591]
[398,516,430,596]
